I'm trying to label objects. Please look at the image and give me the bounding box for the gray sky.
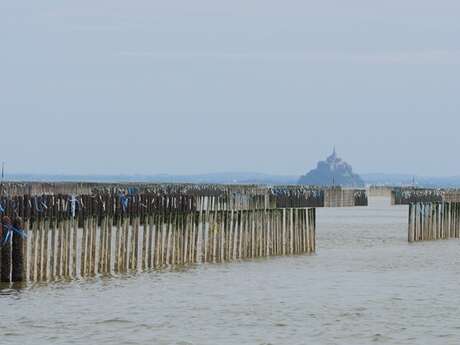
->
[2,1,460,176]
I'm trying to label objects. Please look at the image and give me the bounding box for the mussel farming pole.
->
[1,217,13,282]
[11,217,26,282]
[408,201,460,242]
[0,184,360,283]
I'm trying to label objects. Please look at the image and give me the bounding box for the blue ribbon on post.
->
[33,197,48,213]
[1,224,27,246]
[34,197,42,213]
[120,194,129,212]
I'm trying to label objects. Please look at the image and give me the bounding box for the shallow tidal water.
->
[1,197,460,345]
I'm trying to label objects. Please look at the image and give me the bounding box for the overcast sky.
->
[1,1,460,176]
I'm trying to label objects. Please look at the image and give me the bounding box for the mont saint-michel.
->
[298,148,364,187]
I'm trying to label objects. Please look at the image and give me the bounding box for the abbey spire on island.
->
[298,147,364,187]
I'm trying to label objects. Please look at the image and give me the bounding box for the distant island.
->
[298,148,365,187]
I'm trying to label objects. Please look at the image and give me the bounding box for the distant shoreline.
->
[3,172,460,188]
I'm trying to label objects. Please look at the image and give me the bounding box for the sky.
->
[1,1,460,176]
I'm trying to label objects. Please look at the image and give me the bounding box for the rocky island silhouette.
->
[298,147,364,187]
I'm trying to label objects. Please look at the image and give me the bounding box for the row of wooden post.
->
[408,202,460,242]
[0,207,315,283]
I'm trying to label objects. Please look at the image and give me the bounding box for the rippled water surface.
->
[2,198,460,345]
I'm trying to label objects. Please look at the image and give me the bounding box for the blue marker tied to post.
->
[120,194,129,212]
[1,224,27,246]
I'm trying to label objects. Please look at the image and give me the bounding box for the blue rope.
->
[127,187,138,196]
[33,197,48,213]
[120,194,129,212]
[1,224,27,246]
[1,229,12,246]
[34,197,42,213]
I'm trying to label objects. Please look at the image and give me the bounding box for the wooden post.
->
[154,212,161,268]
[49,219,56,280]
[282,209,286,256]
[72,218,78,278]
[142,214,148,271]
[98,216,105,273]
[194,210,200,263]
[29,220,37,281]
[147,214,154,269]
[1,217,12,282]
[114,217,121,273]
[37,219,44,281]
[408,204,413,243]
[80,218,87,277]
[123,216,129,272]
[91,216,97,275]
[11,218,25,282]
[312,208,316,253]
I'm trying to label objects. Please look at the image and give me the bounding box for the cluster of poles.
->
[392,188,445,205]
[392,188,460,242]
[408,202,460,242]
[0,185,325,283]
[17,207,316,282]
